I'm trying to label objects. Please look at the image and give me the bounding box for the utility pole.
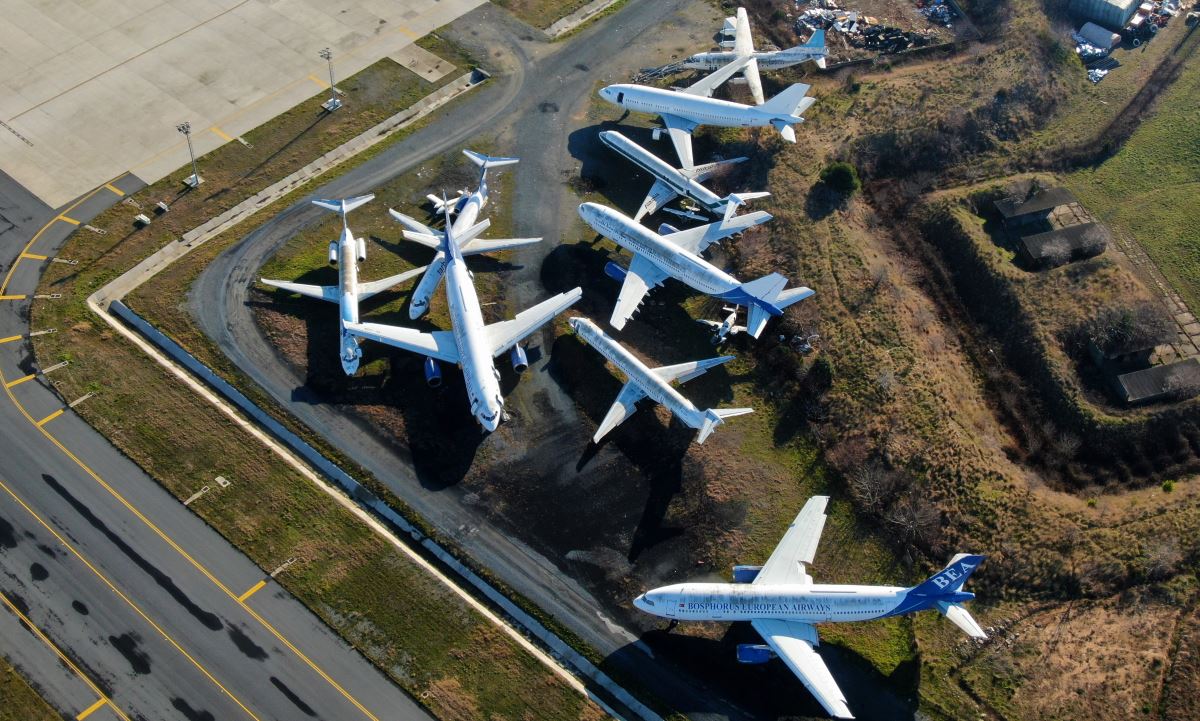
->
[319,48,343,112]
[176,122,202,188]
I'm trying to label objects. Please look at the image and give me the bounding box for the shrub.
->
[819,161,861,195]
[1162,479,1175,493]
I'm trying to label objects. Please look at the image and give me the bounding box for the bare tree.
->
[885,494,942,556]
[849,461,901,514]
[1145,541,1183,582]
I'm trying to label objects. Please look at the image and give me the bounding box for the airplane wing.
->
[389,208,436,235]
[751,619,853,719]
[402,230,444,250]
[733,7,754,56]
[358,266,427,300]
[460,237,541,256]
[484,288,583,357]
[261,279,337,302]
[682,54,752,98]
[634,179,680,222]
[610,254,669,330]
[690,157,748,183]
[343,322,459,364]
[651,355,735,384]
[660,114,698,170]
[753,495,829,586]
[744,57,765,105]
[594,381,648,442]
[659,210,772,255]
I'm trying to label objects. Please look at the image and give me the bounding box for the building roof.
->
[1019,222,1110,261]
[995,187,1079,219]
[1070,0,1139,31]
[1116,358,1200,404]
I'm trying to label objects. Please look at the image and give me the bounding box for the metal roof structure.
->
[995,187,1079,220]
[1070,0,1139,31]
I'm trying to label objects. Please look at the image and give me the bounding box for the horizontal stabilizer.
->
[402,230,443,249]
[463,149,519,169]
[723,191,771,220]
[389,208,435,235]
[260,278,337,302]
[687,156,748,183]
[461,237,542,256]
[358,265,428,300]
[773,121,797,144]
[697,407,753,444]
[937,602,987,639]
[312,194,374,215]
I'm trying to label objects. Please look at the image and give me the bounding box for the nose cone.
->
[632,594,647,612]
[598,86,616,105]
[578,202,601,225]
[408,297,428,321]
[479,413,500,433]
[340,335,361,376]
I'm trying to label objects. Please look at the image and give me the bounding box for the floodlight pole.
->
[319,48,343,111]
[176,121,202,187]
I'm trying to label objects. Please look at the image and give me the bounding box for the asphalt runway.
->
[191,2,756,719]
[0,172,430,720]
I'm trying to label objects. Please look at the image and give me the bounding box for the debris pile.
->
[795,8,937,54]
[915,0,957,26]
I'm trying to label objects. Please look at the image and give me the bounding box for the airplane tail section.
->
[733,273,815,338]
[936,601,987,639]
[722,191,771,221]
[761,83,812,117]
[312,194,374,218]
[909,554,986,597]
[463,149,520,170]
[697,407,754,444]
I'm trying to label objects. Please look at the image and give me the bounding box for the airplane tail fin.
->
[722,191,771,221]
[697,407,754,444]
[806,29,826,49]
[736,273,815,338]
[312,194,374,219]
[761,83,812,117]
[910,554,986,596]
[463,149,520,170]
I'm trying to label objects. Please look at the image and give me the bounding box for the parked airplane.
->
[598,130,769,222]
[578,202,812,337]
[634,495,987,719]
[569,317,751,444]
[697,306,747,345]
[683,7,828,105]
[261,195,425,376]
[389,150,540,320]
[599,55,815,169]
[346,198,582,431]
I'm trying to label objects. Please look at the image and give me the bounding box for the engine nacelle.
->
[657,223,680,235]
[423,357,443,388]
[731,565,762,584]
[604,261,628,283]
[510,345,528,373]
[651,127,664,141]
[736,644,775,665]
[328,242,338,265]
[357,237,366,262]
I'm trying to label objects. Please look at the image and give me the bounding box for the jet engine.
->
[423,357,443,388]
[510,345,528,373]
[657,223,680,235]
[328,242,338,265]
[735,644,775,664]
[604,261,627,283]
[357,237,366,262]
[731,565,762,584]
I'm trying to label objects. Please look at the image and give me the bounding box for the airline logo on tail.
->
[929,559,978,590]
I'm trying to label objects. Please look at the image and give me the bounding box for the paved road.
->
[0,173,431,721]
[191,2,752,719]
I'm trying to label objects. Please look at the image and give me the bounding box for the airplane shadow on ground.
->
[603,626,921,720]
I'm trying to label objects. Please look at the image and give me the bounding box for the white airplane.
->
[598,130,769,222]
[261,195,426,376]
[346,198,582,432]
[683,7,829,105]
[578,202,813,338]
[389,150,541,320]
[697,306,747,344]
[634,496,987,719]
[568,317,751,444]
[598,56,815,170]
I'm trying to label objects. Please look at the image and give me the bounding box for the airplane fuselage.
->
[682,49,825,72]
[635,582,915,623]
[570,317,707,430]
[599,131,724,212]
[443,242,504,432]
[601,84,798,129]
[336,226,362,375]
[410,183,487,319]
[581,203,741,297]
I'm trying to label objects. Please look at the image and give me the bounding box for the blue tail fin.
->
[909,554,985,596]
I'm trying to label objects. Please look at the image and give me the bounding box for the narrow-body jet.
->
[697,306,747,344]
[261,195,425,375]
[635,496,987,718]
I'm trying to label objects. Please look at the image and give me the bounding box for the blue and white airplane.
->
[389,150,541,320]
[634,496,987,719]
[599,52,815,169]
[683,7,829,105]
[578,202,812,338]
[569,317,751,444]
[261,194,426,375]
[346,197,582,432]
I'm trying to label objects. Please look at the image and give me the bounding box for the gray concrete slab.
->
[0,0,485,207]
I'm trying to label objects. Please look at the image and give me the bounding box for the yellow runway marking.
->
[5,374,35,388]
[0,335,21,344]
[0,295,27,301]
[21,253,47,260]
[76,697,108,720]
[210,126,234,142]
[35,409,63,426]
[0,593,132,721]
[0,476,263,721]
[104,183,125,197]
[307,74,329,89]
[237,580,266,603]
[57,215,81,226]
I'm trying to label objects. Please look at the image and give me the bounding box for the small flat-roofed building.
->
[1018,222,1110,267]
[1114,358,1200,404]
[1070,0,1139,31]
[995,187,1080,227]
